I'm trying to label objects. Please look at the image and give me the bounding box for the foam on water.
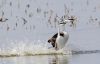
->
[0,40,71,57]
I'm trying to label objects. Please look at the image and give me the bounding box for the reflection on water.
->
[48,55,69,64]
[0,53,100,64]
[0,55,70,64]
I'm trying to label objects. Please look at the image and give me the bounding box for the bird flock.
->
[0,0,100,32]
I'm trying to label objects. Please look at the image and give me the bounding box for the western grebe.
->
[48,19,74,50]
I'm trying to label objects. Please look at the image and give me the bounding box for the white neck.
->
[58,24,60,36]
[57,19,70,35]
[60,24,65,31]
[57,23,66,35]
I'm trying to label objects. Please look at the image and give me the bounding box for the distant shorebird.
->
[0,17,8,22]
[48,19,74,50]
[21,17,27,25]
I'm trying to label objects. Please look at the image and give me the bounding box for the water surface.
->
[0,53,100,64]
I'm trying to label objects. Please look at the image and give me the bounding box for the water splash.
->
[0,40,71,57]
[0,39,100,57]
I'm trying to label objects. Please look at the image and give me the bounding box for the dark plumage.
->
[48,32,64,47]
[21,17,27,25]
[0,17,8,22]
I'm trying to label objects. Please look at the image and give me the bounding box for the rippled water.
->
[0,53,100,64]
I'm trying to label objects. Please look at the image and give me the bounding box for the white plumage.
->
[56,31,69,50]
[48,19,73,50]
